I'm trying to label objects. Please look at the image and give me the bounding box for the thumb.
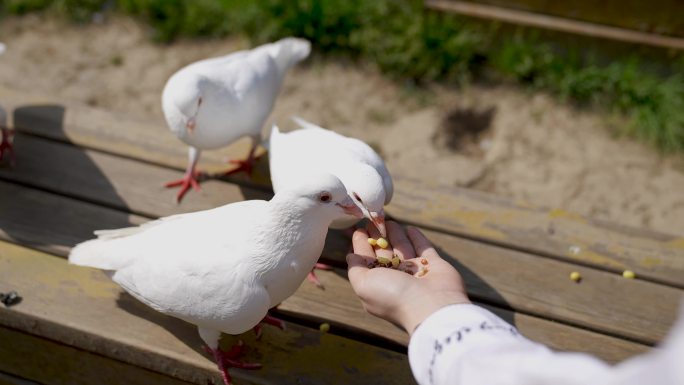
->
[346,253,369,289]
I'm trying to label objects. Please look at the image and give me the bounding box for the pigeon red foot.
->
[205,341,261,385]
[253,312,287,339]
[223,146,262,177]
[0,128,15,167]
[165,170,202,203]
[306,263,333,290]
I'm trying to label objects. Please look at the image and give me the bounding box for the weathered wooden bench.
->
[0,85,682,384]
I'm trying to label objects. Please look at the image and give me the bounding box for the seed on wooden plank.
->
[367,238,377,246]
[376,237,389,249]
[391,256,401,268]
[622,270,636,279]
[570,271,581,282]
[319,323,330,333]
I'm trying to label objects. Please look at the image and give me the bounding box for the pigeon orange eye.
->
[319,192,331,202]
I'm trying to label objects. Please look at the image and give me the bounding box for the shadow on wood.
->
[116,291,207,356]
[0,105,133,252]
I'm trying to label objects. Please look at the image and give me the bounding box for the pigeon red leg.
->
[165,147,201,203]
[0,128,15,167]
[253,311,287,339]
[307,263,332,289]
[204,341,262,385]
[165,171,201,203]
[223,136,261,177]
[261,313,286,330]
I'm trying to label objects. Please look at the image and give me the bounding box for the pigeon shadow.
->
[116,292,207,356]
[432,244,515,325]
[0,104,133,256]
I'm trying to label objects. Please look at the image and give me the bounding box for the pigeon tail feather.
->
[69,239,132,271]
[264,124,281,151]
[269,38,311,74]
[291,116,321,131]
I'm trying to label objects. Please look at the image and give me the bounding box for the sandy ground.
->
[1,15,683,235]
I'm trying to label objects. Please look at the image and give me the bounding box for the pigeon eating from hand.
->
[162,37,311,202]
[268,119,394,288]
[269,118,393,237]
[69,173,362,385]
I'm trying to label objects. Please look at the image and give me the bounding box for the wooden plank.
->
[0,239,649,366]
[0,327,195,385]
[0,372,42,385]
[0,133,271,218]
[279,268,650,363]
[0,86,270,185]
[419,228,682,345]
[0,180,653,360]
[0,140,680,345]
[388,177,684,288]
[425,0,684,50]
[0,242,415,385]
[434,0,684,38]
[0,181,145,256]
[3,85,682,287]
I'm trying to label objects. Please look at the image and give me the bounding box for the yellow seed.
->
[391,256,401,268]
[319,323,330,333]
[570,271,581,282]
[367,238,377,246]
[376,237,389,249]
[377,256,392,266]
[622,270,636,279]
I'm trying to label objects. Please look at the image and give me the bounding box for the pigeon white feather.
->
[161,37,311,202]
[269,118,393,236]
[69,173,361,384]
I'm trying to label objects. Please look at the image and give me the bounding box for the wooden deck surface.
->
[0,85,682,384]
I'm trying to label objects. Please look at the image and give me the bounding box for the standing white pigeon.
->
[69,173,362,385]
[269,118,393,237]
[162,37,311,202]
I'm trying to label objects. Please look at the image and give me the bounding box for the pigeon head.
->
[162,71,206,135]
[337,163,387,237]
[277,173,363,223]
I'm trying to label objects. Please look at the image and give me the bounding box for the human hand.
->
[346,221,470,335]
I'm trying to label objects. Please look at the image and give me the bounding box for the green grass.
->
[2,0,684,152]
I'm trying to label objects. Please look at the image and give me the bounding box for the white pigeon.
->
[269,118,393,237]
[162,37,311,202]
[69,173,361,385]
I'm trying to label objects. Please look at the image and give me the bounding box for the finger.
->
[351,228,376,259]
[346,253,370,290]
[406,226,440,261]
[386,221,416,260]
[367,223,394,260]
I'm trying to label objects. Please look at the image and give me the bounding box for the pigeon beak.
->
[337,197,364,218]
[369,211,387,238]
[186,117,196,134]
